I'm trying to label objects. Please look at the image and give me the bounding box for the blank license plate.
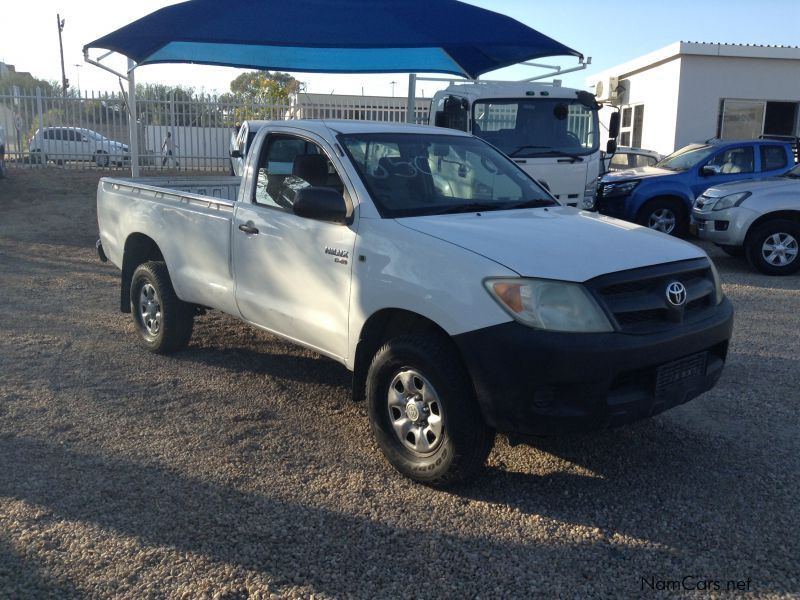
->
[655,352,707,395]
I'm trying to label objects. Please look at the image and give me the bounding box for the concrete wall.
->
[593,57,683,156]
[674,55,800,149]
[620,57,683,155]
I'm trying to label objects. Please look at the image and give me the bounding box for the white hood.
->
[398,207,706,282]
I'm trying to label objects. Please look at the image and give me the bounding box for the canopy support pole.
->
[127,59,140,177]
[405,74,417,125]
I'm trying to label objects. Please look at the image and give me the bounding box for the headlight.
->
[708,260,724,305]
[603,180,639,198]
[485,278,613,332]
[712,191,751,211]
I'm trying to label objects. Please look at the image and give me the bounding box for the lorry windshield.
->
[339,133,556,218]
[471,99,598,158]
[656,144,715,171]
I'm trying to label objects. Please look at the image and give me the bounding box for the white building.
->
[588,42,800,156]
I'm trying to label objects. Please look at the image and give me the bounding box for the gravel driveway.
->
[1,169,798,598]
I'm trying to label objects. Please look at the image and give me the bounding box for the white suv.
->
[30,127,130,167]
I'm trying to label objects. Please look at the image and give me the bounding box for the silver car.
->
[691,163,800,275]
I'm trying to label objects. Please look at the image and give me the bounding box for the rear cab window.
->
[760,145,788,172]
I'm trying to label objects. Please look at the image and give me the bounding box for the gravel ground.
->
[0,168,798,599]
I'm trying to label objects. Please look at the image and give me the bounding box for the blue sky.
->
[3,0,799,96]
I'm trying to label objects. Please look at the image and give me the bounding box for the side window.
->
[635,154,657,167]
[761,145,788,171]
[65,130,78,142]
[609,153,631,169]
[253,136,343,211]
[708,146,754,174]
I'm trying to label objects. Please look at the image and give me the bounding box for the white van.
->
[30,127,130,167]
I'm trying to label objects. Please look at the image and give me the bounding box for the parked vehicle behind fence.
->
[595,139,795,236]
[96,120,733,485]
[0,126,6,178]
[30,126,130,167]
[692,163,800,275]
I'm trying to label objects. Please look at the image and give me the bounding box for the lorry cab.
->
[430,82,603,208]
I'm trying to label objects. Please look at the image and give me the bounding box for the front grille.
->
[588,259,718,333]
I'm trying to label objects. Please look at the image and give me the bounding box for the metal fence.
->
[0,89,431,172]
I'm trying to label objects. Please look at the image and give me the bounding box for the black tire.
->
[636,198,687,237]
[745,220,800,276]
[130,261,194,353]
[719,245,745,258]
[94,151,109,167]
[366,335,494,486]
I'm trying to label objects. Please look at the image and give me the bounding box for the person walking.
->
[161,131,179,167]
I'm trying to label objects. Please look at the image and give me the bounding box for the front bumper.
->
[690,208,754,246]
[454,298,733,436]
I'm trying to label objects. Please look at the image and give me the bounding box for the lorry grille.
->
[587,259,718,334]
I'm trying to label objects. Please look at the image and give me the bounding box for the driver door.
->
[232,132,357,360]
[693,145,755,197]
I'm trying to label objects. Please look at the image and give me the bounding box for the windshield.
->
[339,133,557,218]
[471,98,599,158]
[656,144,715,171]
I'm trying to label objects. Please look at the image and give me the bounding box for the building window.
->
[619,104,644,147]
[720,99,800,140]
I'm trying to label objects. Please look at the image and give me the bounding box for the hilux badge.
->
[666,281,687,307]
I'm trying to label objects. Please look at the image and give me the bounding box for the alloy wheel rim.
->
[387,368,444,455]
[648,208,676,234]
[139,283,162,336]
[762,233,798,266]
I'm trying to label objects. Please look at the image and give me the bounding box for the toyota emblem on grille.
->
[666,281,687,307]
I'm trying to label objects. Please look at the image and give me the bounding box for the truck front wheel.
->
[746,220,800,275]
[637,199,686,236]
[366,335,494,486]
[130,261,194,353]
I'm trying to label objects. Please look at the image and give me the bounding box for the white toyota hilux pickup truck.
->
[97,120,733,485]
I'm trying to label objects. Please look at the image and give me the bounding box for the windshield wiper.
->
[502,199,557,210]
[435,202,507,215]
[510,146,584,161]
[508,145,550,157]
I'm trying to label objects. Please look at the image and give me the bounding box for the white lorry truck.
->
[97,120,732,485]
[430,82,616,208]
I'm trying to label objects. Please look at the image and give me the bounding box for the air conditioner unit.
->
[610,78,629,105]
[594,76,620,103]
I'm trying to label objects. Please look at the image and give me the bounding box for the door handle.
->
[238,223,259,235]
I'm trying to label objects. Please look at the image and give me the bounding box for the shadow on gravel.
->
[172,346,351,389]
[0,434,684,597]
[0,536,82,597]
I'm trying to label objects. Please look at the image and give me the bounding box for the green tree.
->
[229,71,299,103]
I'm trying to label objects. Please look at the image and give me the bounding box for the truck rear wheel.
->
[746,220,800,275]
[130,261,194,353]
[366,335,494,486]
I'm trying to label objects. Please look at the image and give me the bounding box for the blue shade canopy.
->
[84,0,581,79]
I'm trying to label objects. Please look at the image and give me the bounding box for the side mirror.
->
[537,179,551,192]
[702,164,721,176]
[292,187,349,224]
[230,149,242,158]
[606,140,617,154]
[608,112,621,139]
